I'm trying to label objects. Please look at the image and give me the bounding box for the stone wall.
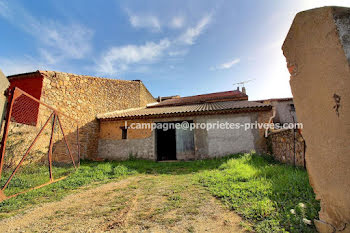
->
[268,129,305,167]
[0,69,9,123]
[98,110,272,160]
[7,71,156,160]
[39,71,155,159]
[283,7,350,232]
[139,82,156,106]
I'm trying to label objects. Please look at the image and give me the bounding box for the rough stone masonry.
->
[7,71,156,160]
[283,7,350,233]
[0,69,9,123]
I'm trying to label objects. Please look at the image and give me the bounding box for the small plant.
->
[128,153,138,161]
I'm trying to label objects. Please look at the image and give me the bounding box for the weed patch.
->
[197,153,320,232]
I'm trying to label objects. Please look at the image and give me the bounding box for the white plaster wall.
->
[271,100,297,124]
[204,114,256,157]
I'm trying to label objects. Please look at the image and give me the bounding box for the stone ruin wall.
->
[1,70,156,169]
[37,71,156,160]
[1,70,155,168]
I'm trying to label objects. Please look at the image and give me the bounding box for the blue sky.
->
[1,0,350,100]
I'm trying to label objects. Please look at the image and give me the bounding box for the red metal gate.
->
[0,87,80,201]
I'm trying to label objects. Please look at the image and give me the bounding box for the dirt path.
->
[0,174,243,233]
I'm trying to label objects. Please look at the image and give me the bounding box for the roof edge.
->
[97,105,272,121]
[7,70,142,84]
[148,96,249,108]
[7,70,41,79]
[254,97,293,102]
[97,107,146,119]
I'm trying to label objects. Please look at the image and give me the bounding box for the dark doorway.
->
[156,127,176,161]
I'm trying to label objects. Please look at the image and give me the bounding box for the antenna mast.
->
[233,79,255,88]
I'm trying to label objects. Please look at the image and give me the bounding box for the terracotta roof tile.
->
[150,90,248,108]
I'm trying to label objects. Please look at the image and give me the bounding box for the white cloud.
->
[127,11,161,31]
[168,49,188,57]
[37,22,93,60]
[178,14,212,45]
[96,39,171,75]
[38,49,59,65]
[170,16,185,29]
[0,0,10,18]
[0,57,49,76]
[211,58,240,70]
[96,13,214,75]
[0,0,93,71]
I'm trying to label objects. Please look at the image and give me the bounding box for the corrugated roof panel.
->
[97,100,271,120]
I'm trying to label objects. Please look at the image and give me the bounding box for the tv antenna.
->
[233,79,255,88]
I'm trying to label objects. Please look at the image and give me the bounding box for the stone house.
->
[97,90,272,161]
[7,70,156,160]
[6,70,274,162]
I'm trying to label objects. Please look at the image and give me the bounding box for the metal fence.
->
[0,87,80,201]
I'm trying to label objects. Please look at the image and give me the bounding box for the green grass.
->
[0,153,320,233]
[0,164,76,196]
[197,153,320,232]
[0,162,135,217]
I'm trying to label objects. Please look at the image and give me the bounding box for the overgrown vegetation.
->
[0,153,320,232]
[197,153,320,232]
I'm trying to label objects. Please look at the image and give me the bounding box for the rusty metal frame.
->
[0,87,80,201]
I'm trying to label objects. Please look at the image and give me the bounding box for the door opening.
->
[156,127,176,161]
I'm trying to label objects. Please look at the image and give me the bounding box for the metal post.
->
[1,113,54,190]
[47,113,57,181]
[56,115,76,168]
[76,125,80,167]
